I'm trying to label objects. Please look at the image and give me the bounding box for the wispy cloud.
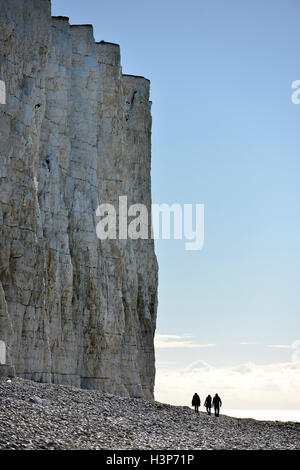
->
[268,344,294,349]
[154,334,216,349]
[155,334,189,340]
[238,342,257,345]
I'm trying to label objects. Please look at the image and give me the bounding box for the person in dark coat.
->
[212,393,222,417]
[191,393,201,413]
[204,394,212,415]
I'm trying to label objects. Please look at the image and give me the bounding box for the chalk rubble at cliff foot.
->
[0,0,158,399]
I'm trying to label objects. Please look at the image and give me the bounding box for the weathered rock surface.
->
[0,0,158,399]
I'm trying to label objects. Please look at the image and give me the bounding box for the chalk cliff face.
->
[0,0,158,399]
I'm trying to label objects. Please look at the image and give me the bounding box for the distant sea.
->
[222,409,300,422]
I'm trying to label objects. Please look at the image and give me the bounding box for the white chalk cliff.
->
[0,0,158,399]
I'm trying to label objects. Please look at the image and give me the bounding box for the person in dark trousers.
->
[204,394,212,415]
[191,393,201,413]
[212,393,222,417]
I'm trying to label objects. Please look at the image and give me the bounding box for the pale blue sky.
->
[52,0,300,406]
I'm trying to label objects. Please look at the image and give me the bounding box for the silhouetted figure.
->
[213,393,222,417]
[191,393,201,413]
[204,394,212,415]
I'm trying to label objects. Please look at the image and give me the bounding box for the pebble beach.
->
[0,377,299,450]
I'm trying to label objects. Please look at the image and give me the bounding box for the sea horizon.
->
[222,409,300,422]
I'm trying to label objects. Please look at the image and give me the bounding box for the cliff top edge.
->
[122,74,150,83]
[96,41,120,48]
[70,24,93,28]
[52,16,69,21]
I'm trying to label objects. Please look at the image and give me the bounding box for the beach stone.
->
[30,396,48,405]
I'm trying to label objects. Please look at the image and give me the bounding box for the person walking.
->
[212,393,222,417]
[191,393,201,413]
[204,394,212,415]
